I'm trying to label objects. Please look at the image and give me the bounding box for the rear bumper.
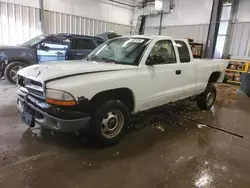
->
[17,89,91,133]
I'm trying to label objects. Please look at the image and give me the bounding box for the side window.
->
[175,40,191,63]
[149,40,176,64]
[43,36,70,49]
[71,38,95,50]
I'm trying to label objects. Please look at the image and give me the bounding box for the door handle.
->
[55,52,63,55]
[176,70,182,75]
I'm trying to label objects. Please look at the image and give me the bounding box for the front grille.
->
[30,79,42,87]
[26,86,44,98]
[18,76,44,100]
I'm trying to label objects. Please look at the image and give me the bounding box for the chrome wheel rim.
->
[10,65,23,82]
[206,91,215,106]
[101,110,124,139]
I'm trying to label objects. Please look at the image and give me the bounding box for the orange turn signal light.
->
[46,98,77,106]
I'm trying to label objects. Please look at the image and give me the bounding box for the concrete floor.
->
[0,80,250,188]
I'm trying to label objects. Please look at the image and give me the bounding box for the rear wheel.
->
[90,100,130,146]
[197,84,217,110]
[4,61,26,84]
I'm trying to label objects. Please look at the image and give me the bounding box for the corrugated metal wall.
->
[144,22,250,58]
[144,24,209,44]
[0,1,41,45]
[0,2,132,46]
[229,22,250,57]
[144,24,209,57]
[44,10,132,36]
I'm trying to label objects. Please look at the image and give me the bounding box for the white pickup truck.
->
[16,36,227,145]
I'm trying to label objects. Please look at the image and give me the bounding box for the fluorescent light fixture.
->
[155,0,163,11]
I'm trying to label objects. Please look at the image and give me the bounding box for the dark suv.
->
[0,33,104,84]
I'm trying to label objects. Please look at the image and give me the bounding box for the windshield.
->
[21,34,48,47]
[88,37,150,65]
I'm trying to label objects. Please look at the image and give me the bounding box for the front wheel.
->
[90,100,130,146]
[4,61,27,84]
[197,84,217,110]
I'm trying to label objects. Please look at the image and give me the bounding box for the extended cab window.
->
[42,36,70,49]
[175,40,191,63]
[71,38,95,50]
[149,40,176,64]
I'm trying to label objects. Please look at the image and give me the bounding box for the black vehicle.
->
[0,33,104,84]
[96,32,122,41]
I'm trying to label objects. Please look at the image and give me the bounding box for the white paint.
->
[0,0,39,8]
[1,0,135,25]
[145,0,213,27]
[18,36,227,115]
[0,1,42,46]
[236,0,250,22]
[44,0,134,25]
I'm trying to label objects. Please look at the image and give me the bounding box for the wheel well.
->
[208,72,221,83]
[90,88,135,113]
[8,58,30,65]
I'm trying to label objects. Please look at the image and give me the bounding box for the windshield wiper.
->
[101,58,119,64]
[88,56,118,64]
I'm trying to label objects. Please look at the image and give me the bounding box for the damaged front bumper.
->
[17,88,91,133]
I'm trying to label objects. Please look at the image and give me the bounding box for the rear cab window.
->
[175,40,191,63]
[71,38,96,50]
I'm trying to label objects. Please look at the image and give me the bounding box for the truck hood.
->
[18,60,137,82]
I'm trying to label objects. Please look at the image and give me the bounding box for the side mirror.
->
[36,43,41,49]
[146,56,154,66]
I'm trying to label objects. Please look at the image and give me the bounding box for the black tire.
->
[197,84,217,110]
[90,100,130,147]
[0,71,4,79]
[4,61,27,84]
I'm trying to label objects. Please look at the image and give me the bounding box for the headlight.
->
[46,89,77,106]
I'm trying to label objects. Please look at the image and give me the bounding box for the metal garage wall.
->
[144,24,209,57]
[145,24,209,44]
[0,1,132,46]
[229,22,250,57]
[44,10,132,36]
[226,0,250,57]
[0,2,41,45]
[143,0,213,58]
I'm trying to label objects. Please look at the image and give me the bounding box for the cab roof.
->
[130,35,172,40]
[127,35,186,41]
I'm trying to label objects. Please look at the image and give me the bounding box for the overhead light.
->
[155,0,163,11]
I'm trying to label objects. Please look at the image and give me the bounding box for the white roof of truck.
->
[126,35,186,41]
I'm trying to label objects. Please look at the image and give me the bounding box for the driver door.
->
[138,40,183,111]
[37,36,70,63]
